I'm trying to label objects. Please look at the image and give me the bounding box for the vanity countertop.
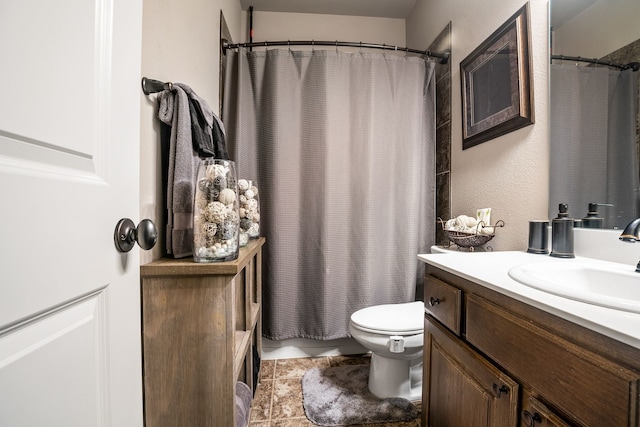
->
[418,251,640,350]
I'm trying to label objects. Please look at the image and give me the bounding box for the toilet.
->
[348,301,424,401]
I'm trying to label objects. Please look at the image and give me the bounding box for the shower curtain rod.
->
[222,39,450,64]
[551,54,640,71]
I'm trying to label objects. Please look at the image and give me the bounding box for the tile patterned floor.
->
[249,355,421,427]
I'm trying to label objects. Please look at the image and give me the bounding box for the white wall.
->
[407,0,550,251]
[553,0,640,58]
[139,0,243,264]
[250,11,405,47]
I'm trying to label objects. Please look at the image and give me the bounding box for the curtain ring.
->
[312,40,315,52]
[288,40,291,53]
[335,40,338,53]
[359,41,363,53]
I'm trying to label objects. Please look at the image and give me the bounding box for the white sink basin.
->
[508,261,640,313]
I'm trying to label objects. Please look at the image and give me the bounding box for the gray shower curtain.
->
[549,63,639,228]
[223,48,436,340]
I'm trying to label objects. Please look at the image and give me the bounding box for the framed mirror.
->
[549,0,640,229]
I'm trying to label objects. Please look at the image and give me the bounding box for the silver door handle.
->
[114,218,158,252]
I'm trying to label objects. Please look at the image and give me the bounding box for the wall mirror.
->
[549,0,640,229]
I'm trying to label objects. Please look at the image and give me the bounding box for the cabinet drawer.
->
[424,275,462,335]
[521,393,572,427]
[466,294,640,427]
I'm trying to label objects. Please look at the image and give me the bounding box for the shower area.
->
[549,54,640,229]
[220,14,452,347]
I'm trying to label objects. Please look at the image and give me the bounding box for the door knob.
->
[114,218,158,252]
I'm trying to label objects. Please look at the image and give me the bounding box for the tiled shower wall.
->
[429,23,452,245]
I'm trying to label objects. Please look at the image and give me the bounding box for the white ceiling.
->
[239,0,418,19]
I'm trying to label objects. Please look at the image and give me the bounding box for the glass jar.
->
[193,159,240,262]
[238,179,260,240]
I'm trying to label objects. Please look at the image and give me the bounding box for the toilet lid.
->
[350,301,424,335]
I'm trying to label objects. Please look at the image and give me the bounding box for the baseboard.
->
[261,337,368,360]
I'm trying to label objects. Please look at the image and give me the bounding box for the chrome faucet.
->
[619,218,640,272]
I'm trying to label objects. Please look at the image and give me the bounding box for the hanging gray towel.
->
[181,84,229,159]
[158,84,199,258]
[158,83,228,258]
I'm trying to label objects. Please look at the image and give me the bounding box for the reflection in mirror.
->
[549,0,640,229]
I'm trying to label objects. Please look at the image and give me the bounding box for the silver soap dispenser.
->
[550,203,575,258]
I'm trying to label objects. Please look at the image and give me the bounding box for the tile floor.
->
[249,355,421,426]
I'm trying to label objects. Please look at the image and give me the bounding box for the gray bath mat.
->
[302,364,418,426]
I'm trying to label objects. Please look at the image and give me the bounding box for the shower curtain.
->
[549,63,639,228]
[223,48,436,340]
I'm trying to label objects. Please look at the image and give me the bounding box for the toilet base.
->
[368,353,422,401]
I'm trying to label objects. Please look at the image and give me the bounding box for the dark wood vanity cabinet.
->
[422,264,640,427]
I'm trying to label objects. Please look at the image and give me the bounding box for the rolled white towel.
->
[446,215,478,233]
[478,225,495,235]
[456,215,478,228]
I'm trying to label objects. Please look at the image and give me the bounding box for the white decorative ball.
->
[245,189,255,199]
[218,188,236,205]
[238,179,250,191]
[226,209,239,224]
[205,201,227,223]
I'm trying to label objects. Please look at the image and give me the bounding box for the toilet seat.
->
[350,301,424,335]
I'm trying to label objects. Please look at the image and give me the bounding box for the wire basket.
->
[438,218,505,251]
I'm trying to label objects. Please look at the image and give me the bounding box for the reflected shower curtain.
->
[223,48,436,340]
[550,63,639,228]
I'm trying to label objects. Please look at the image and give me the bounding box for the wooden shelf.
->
[141,237,264,427]
[141,238,265,277]
[234,330,253,380]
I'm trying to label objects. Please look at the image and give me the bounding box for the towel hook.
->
[141,77,173,95]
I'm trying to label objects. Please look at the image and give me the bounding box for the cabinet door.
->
[423,318,519,427]
[466,294,639,426]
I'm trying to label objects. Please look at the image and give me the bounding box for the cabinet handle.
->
[428,297,441,306]
[522,410,542,426]
[492,383,509,398]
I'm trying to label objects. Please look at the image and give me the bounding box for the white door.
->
[0,1,144,426]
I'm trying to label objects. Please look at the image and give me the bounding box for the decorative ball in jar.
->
[238,179,260,242]
[193,159,240,262]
